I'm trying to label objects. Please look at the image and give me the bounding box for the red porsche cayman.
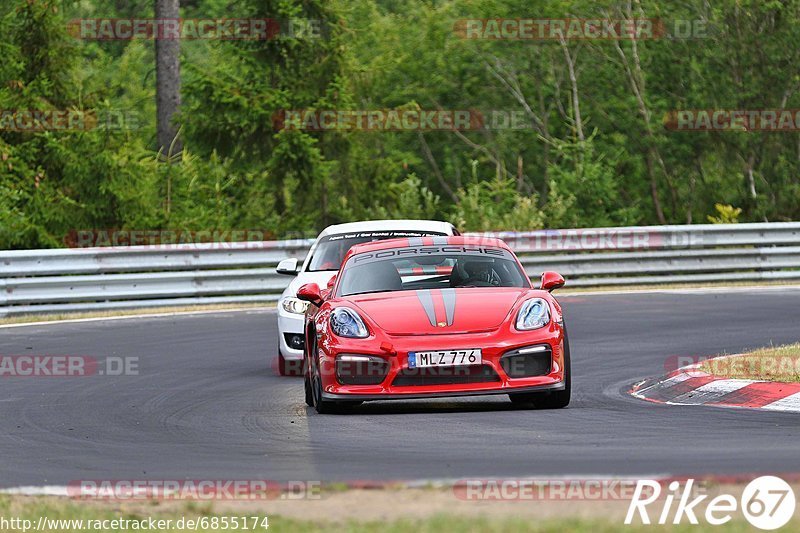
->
[296,236,570,413]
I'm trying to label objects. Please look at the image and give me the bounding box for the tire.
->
[304,371,314,406]
[303,333,314,405]
[308,335,341,414]
[312,371,340,414]
[508,326,571,409]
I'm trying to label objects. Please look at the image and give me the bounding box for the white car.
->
[274,220,460,375]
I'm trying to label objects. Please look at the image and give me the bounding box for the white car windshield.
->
[307,231,447,272]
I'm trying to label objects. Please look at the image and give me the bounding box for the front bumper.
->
[277,306,305,359]
[322,381,565,401]
[317,323,565,400]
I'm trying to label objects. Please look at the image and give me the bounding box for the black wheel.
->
[304,371,314,406]
[303,334,314,405]
[535,326,571,409]
[508,326,571,409]
[308,335,341,414]
[312,369,340,414]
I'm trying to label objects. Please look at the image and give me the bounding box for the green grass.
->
[269,516,787,532]
[699,343,800,382]
[0,495,792,532]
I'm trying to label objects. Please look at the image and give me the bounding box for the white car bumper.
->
[277,305,306,360]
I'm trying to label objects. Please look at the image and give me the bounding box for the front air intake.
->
[335,354,390,385]
[500,345,552,378]
[392,365,501,386]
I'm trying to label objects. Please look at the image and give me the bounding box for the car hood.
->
[347,288,530,335]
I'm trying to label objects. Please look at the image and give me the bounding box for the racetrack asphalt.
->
[2,289,800,487]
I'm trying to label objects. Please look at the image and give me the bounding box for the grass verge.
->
[699,343,800,382]
[0,494,784,533]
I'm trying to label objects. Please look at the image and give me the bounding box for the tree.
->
[155,0,182,159]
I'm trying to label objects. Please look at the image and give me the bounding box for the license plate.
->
[407,349,482,369]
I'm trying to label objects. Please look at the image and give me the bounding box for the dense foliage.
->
[2,0,800,248]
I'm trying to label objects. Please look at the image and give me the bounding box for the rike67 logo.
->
[626,476,796,530]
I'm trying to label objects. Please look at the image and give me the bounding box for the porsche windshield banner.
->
[322,231,440,243]
[350,245,514,266]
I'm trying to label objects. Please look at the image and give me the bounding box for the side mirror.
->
[540,271,565,292]
[276,258,299,276]
[297,283,323,306]
[326,274,337,291]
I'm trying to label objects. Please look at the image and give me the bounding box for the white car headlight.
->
[282,297,309,315]
[516,298,551,331]
[330,307,369,338]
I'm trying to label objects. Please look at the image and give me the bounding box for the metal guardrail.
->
[1,223,799,317]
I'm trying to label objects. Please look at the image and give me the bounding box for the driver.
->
[450,259,499,287]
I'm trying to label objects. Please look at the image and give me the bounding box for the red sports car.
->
[296,236,570,413]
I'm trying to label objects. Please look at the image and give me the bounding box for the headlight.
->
[516,298,551,330]
[281,297,309,315]
[330,307,369,338]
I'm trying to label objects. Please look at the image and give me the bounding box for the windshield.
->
[337,246,530,297]
[307,231,446,272]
